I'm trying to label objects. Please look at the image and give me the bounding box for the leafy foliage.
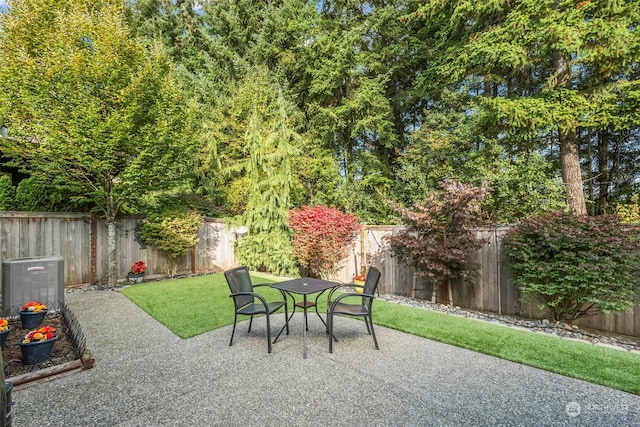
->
[289,205,361,279]
[482,152,568,224]
[142,210,202,278]
[2,1,640,240]
[503,212,640,322]
[410,0,640,215]
[231,70,300,276]
[0,175,15,210]
[615,194,640,223]
[12,174,93,212]
[0,0,197,286]
[386,181,489,285]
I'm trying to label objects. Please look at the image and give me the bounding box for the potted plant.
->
[19,301,48,329]
[0,318,9,348]
[19,325,57,365]
[128,261,147,283]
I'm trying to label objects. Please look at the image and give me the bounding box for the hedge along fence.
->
[1,212,639,338]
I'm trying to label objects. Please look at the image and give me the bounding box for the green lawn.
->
[121,273,640,395]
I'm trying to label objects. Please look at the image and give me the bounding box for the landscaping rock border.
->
[376,292,640,353]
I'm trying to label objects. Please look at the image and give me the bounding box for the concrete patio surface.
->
[10,289,640,426]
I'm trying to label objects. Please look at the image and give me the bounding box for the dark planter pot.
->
[19,336,57,365]
[0,328,9,348]
[20,310,48,329]
[128,272,144,283]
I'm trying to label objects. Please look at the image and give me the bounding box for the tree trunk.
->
[597,130,609,215]
[559,128,587,215]
[107,220,117,288]
[584,131,595,215]
[439,278,448,305]
[552,24,587,216]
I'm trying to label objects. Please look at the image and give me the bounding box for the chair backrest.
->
[362,266,381,305]
[224,266,254,309]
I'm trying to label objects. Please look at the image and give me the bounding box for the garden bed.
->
[2,303,93,390]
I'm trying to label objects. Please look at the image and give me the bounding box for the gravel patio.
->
[9,289,640,426]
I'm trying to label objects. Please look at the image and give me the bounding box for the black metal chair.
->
[327,266,381,353]
[224,266,288,353]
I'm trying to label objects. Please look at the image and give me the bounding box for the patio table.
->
[271,277,340,358]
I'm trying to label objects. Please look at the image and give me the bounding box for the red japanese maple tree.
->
[289,206,361,279]
[385,181,488,304]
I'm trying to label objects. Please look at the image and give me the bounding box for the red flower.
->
[22,326,56,343]
[131,261,147,274]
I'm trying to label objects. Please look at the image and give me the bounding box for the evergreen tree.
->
[409,0,640,215]
[231,68,300,276]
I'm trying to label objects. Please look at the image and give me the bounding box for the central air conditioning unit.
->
[2,256,64,314]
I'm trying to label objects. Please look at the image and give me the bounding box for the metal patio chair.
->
[327,266,381,353]
[224,266,288,353]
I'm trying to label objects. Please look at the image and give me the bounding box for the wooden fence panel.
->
[0,212,91,286]
[59,216,90,286]
[1,212,640,338]
[194,219,240,274]
[0,212,239,287]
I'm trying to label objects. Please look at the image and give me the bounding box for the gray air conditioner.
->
[2,256,64,313]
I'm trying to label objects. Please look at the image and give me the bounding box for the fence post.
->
[90,212,98,285]
[360,224,367,276]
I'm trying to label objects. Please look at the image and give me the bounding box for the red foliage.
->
[289,206,361,279]
[385,181,488,282]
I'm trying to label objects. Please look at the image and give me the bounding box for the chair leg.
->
[327,311,339,352]
[248,315,254,333]
[273,301,291,345]
[266,313,272,353]
[328,312,333,353]
[229,314,238,346]
[325,308,329,334]
[368,315,379,350]
[284,301,290,335]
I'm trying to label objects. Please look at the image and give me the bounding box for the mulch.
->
[1,312,79,378]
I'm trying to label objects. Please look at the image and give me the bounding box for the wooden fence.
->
[0,212,239,286]
[343,225,640,338]
[1,212,639,338]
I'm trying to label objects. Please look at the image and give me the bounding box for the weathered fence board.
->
[1,212,639,339]
[0,212,237,287]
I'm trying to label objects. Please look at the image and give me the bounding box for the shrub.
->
[615,194,640,223]
[289,206,361,279]
[0,175,15,210]
[13,174,92,212]
[142,210,202,278]
[503,212,640,322]
[234,229,298,277]
[385,181,488,303]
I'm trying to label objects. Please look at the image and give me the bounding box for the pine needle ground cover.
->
[121,273,640,395]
